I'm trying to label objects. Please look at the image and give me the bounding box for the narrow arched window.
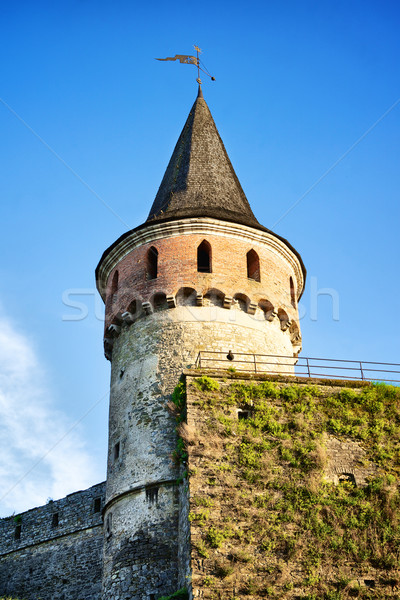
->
[197,240,212,273]
[106,512,112,537]
[247,250,260,282]
[290,277,296,307]
[147,247,158,280]
[110,271,119,301]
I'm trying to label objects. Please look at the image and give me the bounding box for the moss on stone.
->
[188,377,400,599]
[157,588,189,600]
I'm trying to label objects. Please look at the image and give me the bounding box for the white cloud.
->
[0,312,102,517]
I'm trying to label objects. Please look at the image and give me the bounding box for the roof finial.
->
[155,45,215,88]
[194,45,202,87]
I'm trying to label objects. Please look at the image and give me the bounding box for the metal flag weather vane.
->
[156,45,215,85]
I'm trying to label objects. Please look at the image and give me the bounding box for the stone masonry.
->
[0,482,105,600]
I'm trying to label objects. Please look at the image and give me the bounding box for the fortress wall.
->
[0,482,105,600]
[0,526,104,600]
[177,479,192,593]
[184,373,387,599]
[101,485,181,600]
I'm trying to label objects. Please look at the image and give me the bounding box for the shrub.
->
[194,376,220,392]
[206,526,229,548]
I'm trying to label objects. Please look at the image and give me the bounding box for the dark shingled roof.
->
[146,86,261,229]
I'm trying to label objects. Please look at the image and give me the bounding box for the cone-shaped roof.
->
[95,89,306,294]
[146,87,261,229]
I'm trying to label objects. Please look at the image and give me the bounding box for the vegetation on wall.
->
[157,588,189,600]
[169,379,189,482]
[187,376,400,599]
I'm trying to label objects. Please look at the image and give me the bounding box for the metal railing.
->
[194,351,400,383]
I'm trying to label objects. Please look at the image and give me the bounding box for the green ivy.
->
[172,379,186,422]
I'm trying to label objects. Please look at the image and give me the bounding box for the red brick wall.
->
[104,232,300,332]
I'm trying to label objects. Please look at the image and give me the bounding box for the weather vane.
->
[156,45,215,85]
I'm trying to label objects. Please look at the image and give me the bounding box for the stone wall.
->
[0,482,106,600]
[178,479,192,595]
[102,310,190,599]
[324,435,377,486]
[101,484,181,600]
[184,372,397,599]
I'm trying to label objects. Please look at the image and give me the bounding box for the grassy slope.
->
[186,376,400,599]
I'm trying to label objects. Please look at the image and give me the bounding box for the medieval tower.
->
[1,82,398,600]
[95,86,306,599]
[0,85,309,600]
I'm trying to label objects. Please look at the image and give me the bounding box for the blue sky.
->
[0,0,399,516]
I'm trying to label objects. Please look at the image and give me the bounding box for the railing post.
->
[306,358,311,378]
[360,361,364,380]
[198,352,201,369]
[253,354,257,374]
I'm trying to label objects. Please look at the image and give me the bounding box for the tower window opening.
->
[51,512,59,528]
[147,246,158,280]
[110,270,119,301]
[290,277,296,307]
[114,441,120,461]
[238,410,250,420]
[197,240,212,273]
[338,473,356,485]
[15,525,21,540]
[94,497,102,513]
[247,250,260,281]
[106,513,112,536]
[146,486,159,505]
